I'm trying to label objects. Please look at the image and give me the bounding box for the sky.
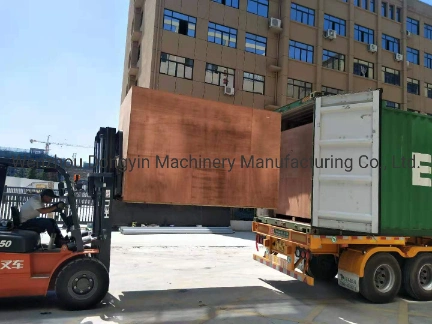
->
[1,0,432,164]
[0,0,128,163]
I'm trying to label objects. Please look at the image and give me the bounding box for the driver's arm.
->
[36,205,59,214]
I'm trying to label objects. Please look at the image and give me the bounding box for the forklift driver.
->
[19,189,70,247]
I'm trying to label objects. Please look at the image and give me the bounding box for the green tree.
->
[27,168,37,179]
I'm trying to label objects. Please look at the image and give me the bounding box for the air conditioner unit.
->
[367,44,378,53]
[269,17,282,29]
[324,29,337,40]
[406,30,412,37]
[224,86,235,96]
[395,53,403,61]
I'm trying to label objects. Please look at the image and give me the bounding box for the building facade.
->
[121,0,432,113]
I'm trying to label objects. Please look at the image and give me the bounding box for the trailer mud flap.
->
[338,269,360,292]
[253,254,314,286]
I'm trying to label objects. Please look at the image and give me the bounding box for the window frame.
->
[247,0,269,18]
[354,24,375,44]
[243,72,265,95]
[290,3,315,27]
[245,32,267,56]
[322,49,346,72]
[407,77,420,95]
[163,9,197,38]
[353,58,374,79]
[382,66,400,86]
[159,52,194,80]
[212,0,239,9]
[407,47,419,65]
[289,40,314,63]
[205,63,235,88]
[382,33,400,53]
[324,14,346,36]
[287,78,313,99]
[207,22,238,48]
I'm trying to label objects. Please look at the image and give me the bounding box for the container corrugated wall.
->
[380,108,432,236]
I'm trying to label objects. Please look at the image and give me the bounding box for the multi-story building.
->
[121,0,432,113]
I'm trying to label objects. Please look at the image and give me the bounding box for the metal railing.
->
[1,186,93,224]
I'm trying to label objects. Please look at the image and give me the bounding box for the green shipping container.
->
[380,107,432,236]
[277,89,432,237]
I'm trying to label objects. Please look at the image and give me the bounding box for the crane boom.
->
[30,136,92,154]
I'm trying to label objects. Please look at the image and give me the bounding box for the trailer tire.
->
[307,255,338,281]
[403,254,432,301]
[54,257,109,310]
[359,253,401,304]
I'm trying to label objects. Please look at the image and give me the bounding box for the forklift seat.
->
[11,206,43,234]
[0,206,43,253]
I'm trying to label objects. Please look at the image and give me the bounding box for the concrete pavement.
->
[0,232,432,323]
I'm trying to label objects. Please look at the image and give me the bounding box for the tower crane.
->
[29,135,92,155]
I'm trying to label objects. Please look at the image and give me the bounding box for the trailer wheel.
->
[360,253,401,303]
[54,257,109,310]
[307,255,338,281]
[403,254,432,301]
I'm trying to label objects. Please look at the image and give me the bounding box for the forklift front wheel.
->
[54,257,109,310]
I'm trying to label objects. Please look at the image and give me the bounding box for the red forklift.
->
[0,127,122,310]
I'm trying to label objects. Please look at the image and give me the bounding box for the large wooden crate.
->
[276,123,313,219]
[118,86,281,208]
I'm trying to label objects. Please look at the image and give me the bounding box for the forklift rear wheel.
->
[306,254,338,281]
[359,253,401,303]
[54,257,109,310]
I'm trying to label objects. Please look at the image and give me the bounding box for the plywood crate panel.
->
[118,86,281,208]
[276,123,313,218]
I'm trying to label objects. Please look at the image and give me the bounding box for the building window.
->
[382,34,400,53]
[354,24,374,44]
[208,22,237,48]
[212,0,239,9]
[355,0,374,11]
[205,63,234,87]
[245,33,267,56]
[322,50,345,71]
[324,14,346,36]
[287,78,312,99]
[388,5,394,19]
[353,58,374,79]
[163,9,197,38]
[425,83,432,99]
[425,53,432,69]
[396,7,401,22]
[243,72,264,94]
[247,0,268,18]
[322,86,344,95]
[382,66,400,85]
[407,47,419,65]
[407,78,420,95]
[290,3,315,26]
[159,53,194,80]
[370,0,375,12]
[385,101,400,109]
[289,40,314,63]
[381,2,387,17]
[425,24,432,40]
[407,17,419,35]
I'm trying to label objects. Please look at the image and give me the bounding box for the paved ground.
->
[1,231,432,324]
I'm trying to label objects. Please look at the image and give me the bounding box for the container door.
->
[312,90,381,234]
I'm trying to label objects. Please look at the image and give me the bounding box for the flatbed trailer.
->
[252,215,432,303]
[253,89,432,304]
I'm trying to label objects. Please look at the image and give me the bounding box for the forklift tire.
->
[306,255,338,281]
[403,253,432,301]
[54,257,109,310]
[359,253,401,304]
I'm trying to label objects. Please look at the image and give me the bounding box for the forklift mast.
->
[88,127,123,272]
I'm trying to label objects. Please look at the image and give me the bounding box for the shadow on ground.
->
[0,279,414,324]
